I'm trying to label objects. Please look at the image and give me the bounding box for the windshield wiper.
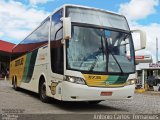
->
[89,31,105,71]
[89,57,98,71]
[101,33,105,60]
[108,46,124,74]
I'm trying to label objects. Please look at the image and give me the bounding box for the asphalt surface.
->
[0,80,160,120]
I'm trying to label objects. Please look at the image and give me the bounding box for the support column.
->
[142,70,145,89]
[0,61,1,78]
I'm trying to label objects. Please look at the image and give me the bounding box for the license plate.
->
[101,92,112,96]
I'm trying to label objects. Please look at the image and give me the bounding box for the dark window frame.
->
[50,9,64,74]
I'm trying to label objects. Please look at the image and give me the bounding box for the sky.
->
[0,0,160,62]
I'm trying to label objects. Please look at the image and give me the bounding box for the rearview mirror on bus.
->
[131,29,146,51]
[63,17,71,40]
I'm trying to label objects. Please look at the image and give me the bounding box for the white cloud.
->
[0,32,4,37]
[119,0,159,21]
[130,23,160,62]
[118,0,160,62]
[0,0,49,43]
[29,0,52,5]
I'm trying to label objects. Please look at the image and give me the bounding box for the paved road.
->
[0,80,160,120]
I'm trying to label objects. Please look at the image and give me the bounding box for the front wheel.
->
[39,82,49,103]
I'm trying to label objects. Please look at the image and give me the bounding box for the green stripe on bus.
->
[22,49,38,83]
[106,75,128,85]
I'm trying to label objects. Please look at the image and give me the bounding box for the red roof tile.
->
[0,40,15,53]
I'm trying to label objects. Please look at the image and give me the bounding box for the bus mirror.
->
[63,17,71,40]
[131,29,146,51]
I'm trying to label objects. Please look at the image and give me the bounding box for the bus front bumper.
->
[61,81,135,101]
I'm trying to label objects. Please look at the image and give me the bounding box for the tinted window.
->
[12,18,50,60]
[50,9,64,74]
[51,10,63,40]
[66,7,129,31]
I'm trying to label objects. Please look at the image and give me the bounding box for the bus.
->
[9,4,146,104]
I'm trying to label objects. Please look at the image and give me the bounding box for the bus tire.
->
[88,101,102,104]
[39,81,49,103]
[13,79,19,91]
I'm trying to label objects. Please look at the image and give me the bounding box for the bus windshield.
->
[66,26,135,74]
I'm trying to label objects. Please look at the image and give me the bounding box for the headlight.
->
[126,79,136,85]
[64,76,86,85]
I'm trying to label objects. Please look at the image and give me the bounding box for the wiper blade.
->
[101,33,105,60]
[89,57,98,71]
[108,48,124,74]
[89,31,106,71]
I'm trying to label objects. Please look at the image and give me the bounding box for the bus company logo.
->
[15,58,24,66]
[88,75,101,80]
[105,81,110,85]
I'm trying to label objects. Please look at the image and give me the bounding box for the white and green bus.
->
[9,4,146,104]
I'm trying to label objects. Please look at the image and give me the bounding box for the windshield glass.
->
[67,7,129,31]
[66,26,135,74]
[106,30,135,73]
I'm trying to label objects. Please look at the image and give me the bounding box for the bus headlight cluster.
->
[126,79,136,85]
[65,76,86,85]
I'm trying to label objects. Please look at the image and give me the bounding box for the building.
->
[136,63,160,89]
[0,40,15,78]
[135,55,152,64]
[134,55,160,90]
